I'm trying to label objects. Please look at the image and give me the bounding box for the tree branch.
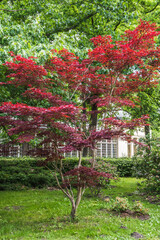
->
[0,8,27,11]
[114,20,121,31]
[141,2,159,14]
[46,11,97,36]
[63,11,97,31]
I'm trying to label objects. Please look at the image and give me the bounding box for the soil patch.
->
[119,210,150,220]
[4,206,24,211]
[131,232,144,239]
[146,195,160,205]
[100,209,150,220]
[120,225,127,229]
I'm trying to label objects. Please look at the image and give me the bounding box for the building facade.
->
[0,128,145,158]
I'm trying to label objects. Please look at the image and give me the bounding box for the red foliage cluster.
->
[62,166,113,188]
[1,54,49,87]
[0,102,78,121]
[104,115,150,129]
[23,88,68,106]
[45,21,160,112]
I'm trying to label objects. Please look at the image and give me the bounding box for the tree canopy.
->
[0,0,160,63]
[0,0,160,136]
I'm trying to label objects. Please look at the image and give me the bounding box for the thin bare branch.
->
[141,2,159,14]
[114,20,121,31]
[0,8,27,11]
[69,82,81,101]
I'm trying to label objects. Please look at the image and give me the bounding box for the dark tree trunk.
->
[145,125,151,152]
[145,125,150,138]
[90,102,98,131]
[89,102,98,167]
[82,100,88,157]
[83,147,88,157]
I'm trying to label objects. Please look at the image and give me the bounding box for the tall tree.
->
[0,53,147,220]
[0,22,159,219]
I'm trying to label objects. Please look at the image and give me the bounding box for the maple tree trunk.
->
[70,187,83,221]
[54,165,84,221]
[78,150,82,167]
[70,201,76,221]
[91,149,96,168]
[90,102,98,130]
[69,151,84,221]
[22,142,29,156]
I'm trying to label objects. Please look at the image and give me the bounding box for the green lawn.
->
[0,178,160,240]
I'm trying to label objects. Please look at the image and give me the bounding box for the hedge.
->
[0,157,142,190]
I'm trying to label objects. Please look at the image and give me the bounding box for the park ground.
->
[0,178,160,240]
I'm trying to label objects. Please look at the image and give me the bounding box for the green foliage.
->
[0,157,140,190]
[0,159,57,190]
[61,157,140,177]
[97,158,139,177]
[1,0,160,39]
[64,157,140,177]
[0,0,159,65]
[125,87,160,134]
[134,138,160,194]
[0,11,90,65]
[94,158,118,177]
[0,157,90,190]
[87,158,118,196]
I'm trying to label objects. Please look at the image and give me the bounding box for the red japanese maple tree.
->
[46,20,160,162]
[0,20,160,220]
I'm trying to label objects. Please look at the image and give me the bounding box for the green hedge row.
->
[0,157,85,190]
[0,157,142,190]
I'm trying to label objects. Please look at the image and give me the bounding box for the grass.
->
[0,178,160,240]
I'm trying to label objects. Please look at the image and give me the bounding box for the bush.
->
[64,157,139,177]
[0,156,136,190]
[109,197,148,214]
[96,157,142,177]
[134,138,160,194]
[0,157,86,190]
[110,197,130,212]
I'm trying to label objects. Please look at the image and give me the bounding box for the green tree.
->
[125,86,160,137]
[0,0,159,64]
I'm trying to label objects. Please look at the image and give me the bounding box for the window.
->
[96,139,117,158]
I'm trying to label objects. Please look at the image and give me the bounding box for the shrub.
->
[109,197,148,214]
[93,159,118,177]
[134,138,160,194]
[132,201,148,215]
[110,197,130,212]
[63,166,114,197]
[0,156,136,190]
